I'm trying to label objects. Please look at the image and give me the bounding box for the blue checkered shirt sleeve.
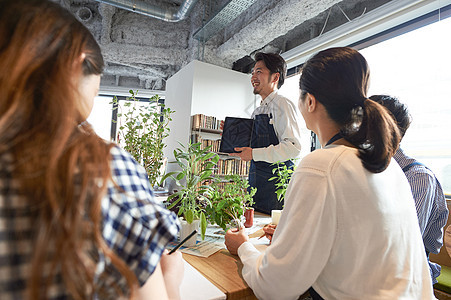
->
[98,146,179,290]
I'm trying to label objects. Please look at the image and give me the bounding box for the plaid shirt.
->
[0,145,179,299]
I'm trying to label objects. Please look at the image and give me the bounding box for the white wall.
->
[191,61,256,119]
[164,60,255,190]
[165,61,195,163]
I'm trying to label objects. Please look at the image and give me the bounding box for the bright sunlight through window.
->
[361,16,451,195]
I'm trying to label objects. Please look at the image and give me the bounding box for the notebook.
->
[218,117,254,154]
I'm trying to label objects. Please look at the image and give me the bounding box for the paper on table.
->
[180,236,224,257]
[169,214,272,257]
[180,260,226,300]
[167,236,224,258]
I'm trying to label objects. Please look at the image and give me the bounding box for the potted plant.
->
[206,174,256,231]
[269,161,298,224]
[112,90,173,189]
[163,142,220,244]
[269,161,297,203]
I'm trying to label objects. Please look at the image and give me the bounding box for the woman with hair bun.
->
[0,0,183,299]
[225,47,434,299]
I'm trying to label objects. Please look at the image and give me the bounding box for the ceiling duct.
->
[94,0,199,22]
[193,0,257,42]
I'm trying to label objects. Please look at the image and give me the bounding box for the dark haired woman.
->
[225,47,434,299]
[0,0,183,299]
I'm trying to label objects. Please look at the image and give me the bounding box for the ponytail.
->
[344,99,401,173]
[300,47,400,173]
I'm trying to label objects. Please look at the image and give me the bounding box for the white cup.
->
[271,210,282,225]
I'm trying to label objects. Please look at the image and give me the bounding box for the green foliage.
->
[162,142,220,240]
[112,90,173,188]
[269,162,296,202]
[206,174,256,231]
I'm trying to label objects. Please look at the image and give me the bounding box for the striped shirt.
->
[394,148,448,284]
[0,145,179,299]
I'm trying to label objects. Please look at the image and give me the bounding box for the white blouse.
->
[238,145,435,300]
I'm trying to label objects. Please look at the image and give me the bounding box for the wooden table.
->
[181,213,270,300]
[182,249,257,300]
[180,211,312,300]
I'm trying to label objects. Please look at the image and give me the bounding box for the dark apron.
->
[249,113,294,214]
[307,287,324,300]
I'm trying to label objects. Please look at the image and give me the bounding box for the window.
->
[87,94,163,143]
[360,15,451,196]
[285,5,451,196]
[279,74,312,161]
[114,97,162,149]
[87,95,113,141]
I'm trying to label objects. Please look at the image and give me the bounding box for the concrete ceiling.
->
[57,0,392,92]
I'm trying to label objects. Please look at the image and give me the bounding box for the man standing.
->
[372,95,448,285]
[230,52,302,214]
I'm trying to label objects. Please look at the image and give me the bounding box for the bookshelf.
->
[215,159,250,177]
[191,113,223,132]
[191,113,223,152]
[195,128,222,134]
[190,114,249,177]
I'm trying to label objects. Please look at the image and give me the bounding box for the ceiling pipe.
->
[94,0,199,22]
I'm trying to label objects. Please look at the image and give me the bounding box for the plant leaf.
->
[200,212,207,240]
[185,209,194,224]
[176,172,185,181]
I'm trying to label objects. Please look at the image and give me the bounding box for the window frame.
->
[285,3,451,198]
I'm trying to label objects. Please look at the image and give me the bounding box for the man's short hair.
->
[370,95,412,138]
[254,52,287,89]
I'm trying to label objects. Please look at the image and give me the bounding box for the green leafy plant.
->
[112,90,173,188]
[206,174,256,231]
[162,142,220,239]
[269,162,297,202]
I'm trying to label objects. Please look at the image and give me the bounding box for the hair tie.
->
[358,97,367,107]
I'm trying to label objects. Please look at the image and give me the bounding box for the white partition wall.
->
[190,61,256,119]
[164,61,195,167]
[164,60,255,190]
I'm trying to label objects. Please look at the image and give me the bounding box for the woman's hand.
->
[160,249,184,300]
[262,224,277,243]
[225,226,249,255]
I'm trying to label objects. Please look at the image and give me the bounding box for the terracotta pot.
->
[244,208,254,228]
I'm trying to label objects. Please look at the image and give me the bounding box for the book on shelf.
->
[191,114,250,178]
[191,114,224,131]
[190,134,221,153]
[192,135,249,177]
[215,159,249,177]
[200,159,249,177]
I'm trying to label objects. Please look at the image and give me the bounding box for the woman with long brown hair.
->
[0,0,183,299]
[225,47,434,299]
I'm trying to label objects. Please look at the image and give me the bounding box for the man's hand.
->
[225,226,249,255]
[229,147,253,161]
